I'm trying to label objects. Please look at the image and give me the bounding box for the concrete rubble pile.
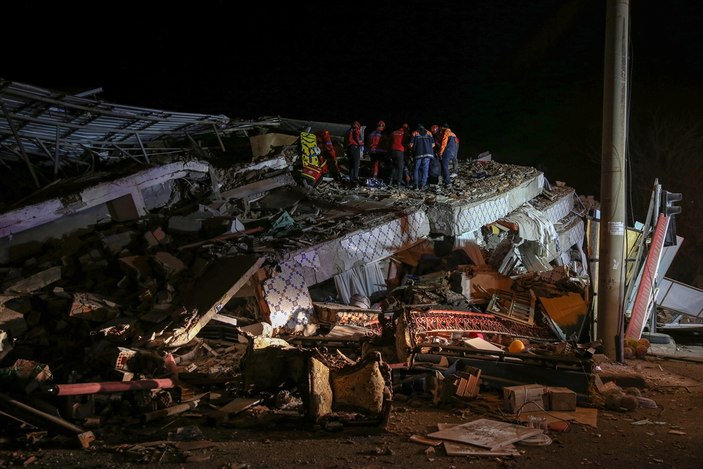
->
[0,111,607,456]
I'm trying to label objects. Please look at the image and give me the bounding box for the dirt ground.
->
[1,354,702,469]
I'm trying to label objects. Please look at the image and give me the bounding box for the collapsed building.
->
[0,80,601,448]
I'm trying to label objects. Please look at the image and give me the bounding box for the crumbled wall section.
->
[340,210,429,264]
[540,189,576,223]
[285,210,430,288]
[552,215,587,272]
[0,161,210,238]
[264,211,429,330]
[428,173,544,236]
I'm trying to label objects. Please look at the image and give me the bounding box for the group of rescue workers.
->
[310,121,459,190]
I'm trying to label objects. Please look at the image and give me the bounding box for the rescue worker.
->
[316,129,340,180]
[408,124,435,190]
[366,120,388,181]
[438,123,459,189]
[389,123,410,187]
[430,124,441,153]
[344,121,363,186]
[428,124,442,185]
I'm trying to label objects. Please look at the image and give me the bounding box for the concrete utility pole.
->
[598,0,630,360]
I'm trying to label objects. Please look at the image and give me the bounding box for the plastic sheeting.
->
[503,202,558,248]
[334,262,387,305]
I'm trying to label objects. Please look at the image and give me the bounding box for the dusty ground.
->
[1,354,702,468]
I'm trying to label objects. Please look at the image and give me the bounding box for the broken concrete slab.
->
[0,299,28,337]
[118,255,152,280]
[164,255,265,347]
[4,266,61,294]
[239,322,273,337]
[0,161,211,239]
[152,251,186,279]
[426,170,544,236]
[0,330,12,361]
[68,292,120,322]
[101,231,134,255]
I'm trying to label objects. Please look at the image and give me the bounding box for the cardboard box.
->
[503,384,547,413]
[547,386,577,411]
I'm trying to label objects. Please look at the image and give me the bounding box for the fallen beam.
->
[48,378,176,396]
[165,255,265,347]
[412,353,593,396]
[0,392,94,447]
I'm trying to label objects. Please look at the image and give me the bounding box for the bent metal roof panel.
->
[0,79,230,168]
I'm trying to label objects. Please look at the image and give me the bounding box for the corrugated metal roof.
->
[0,79,231,168]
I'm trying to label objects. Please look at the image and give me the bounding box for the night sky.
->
[3,0,703,197]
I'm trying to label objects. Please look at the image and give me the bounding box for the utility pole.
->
[598,0,630,360]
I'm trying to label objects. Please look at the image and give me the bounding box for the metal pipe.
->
[0,392,85,435]
[49,378,176,396]
[597,0,630,360]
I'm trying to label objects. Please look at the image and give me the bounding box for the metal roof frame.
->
[0,79,231,186]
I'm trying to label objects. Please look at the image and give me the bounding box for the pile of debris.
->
[0,82,604,457]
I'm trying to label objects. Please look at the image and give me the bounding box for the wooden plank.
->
[205,398,261,426]
[409,435,443,446]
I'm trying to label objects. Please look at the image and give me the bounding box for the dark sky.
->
[3,0,703,194]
